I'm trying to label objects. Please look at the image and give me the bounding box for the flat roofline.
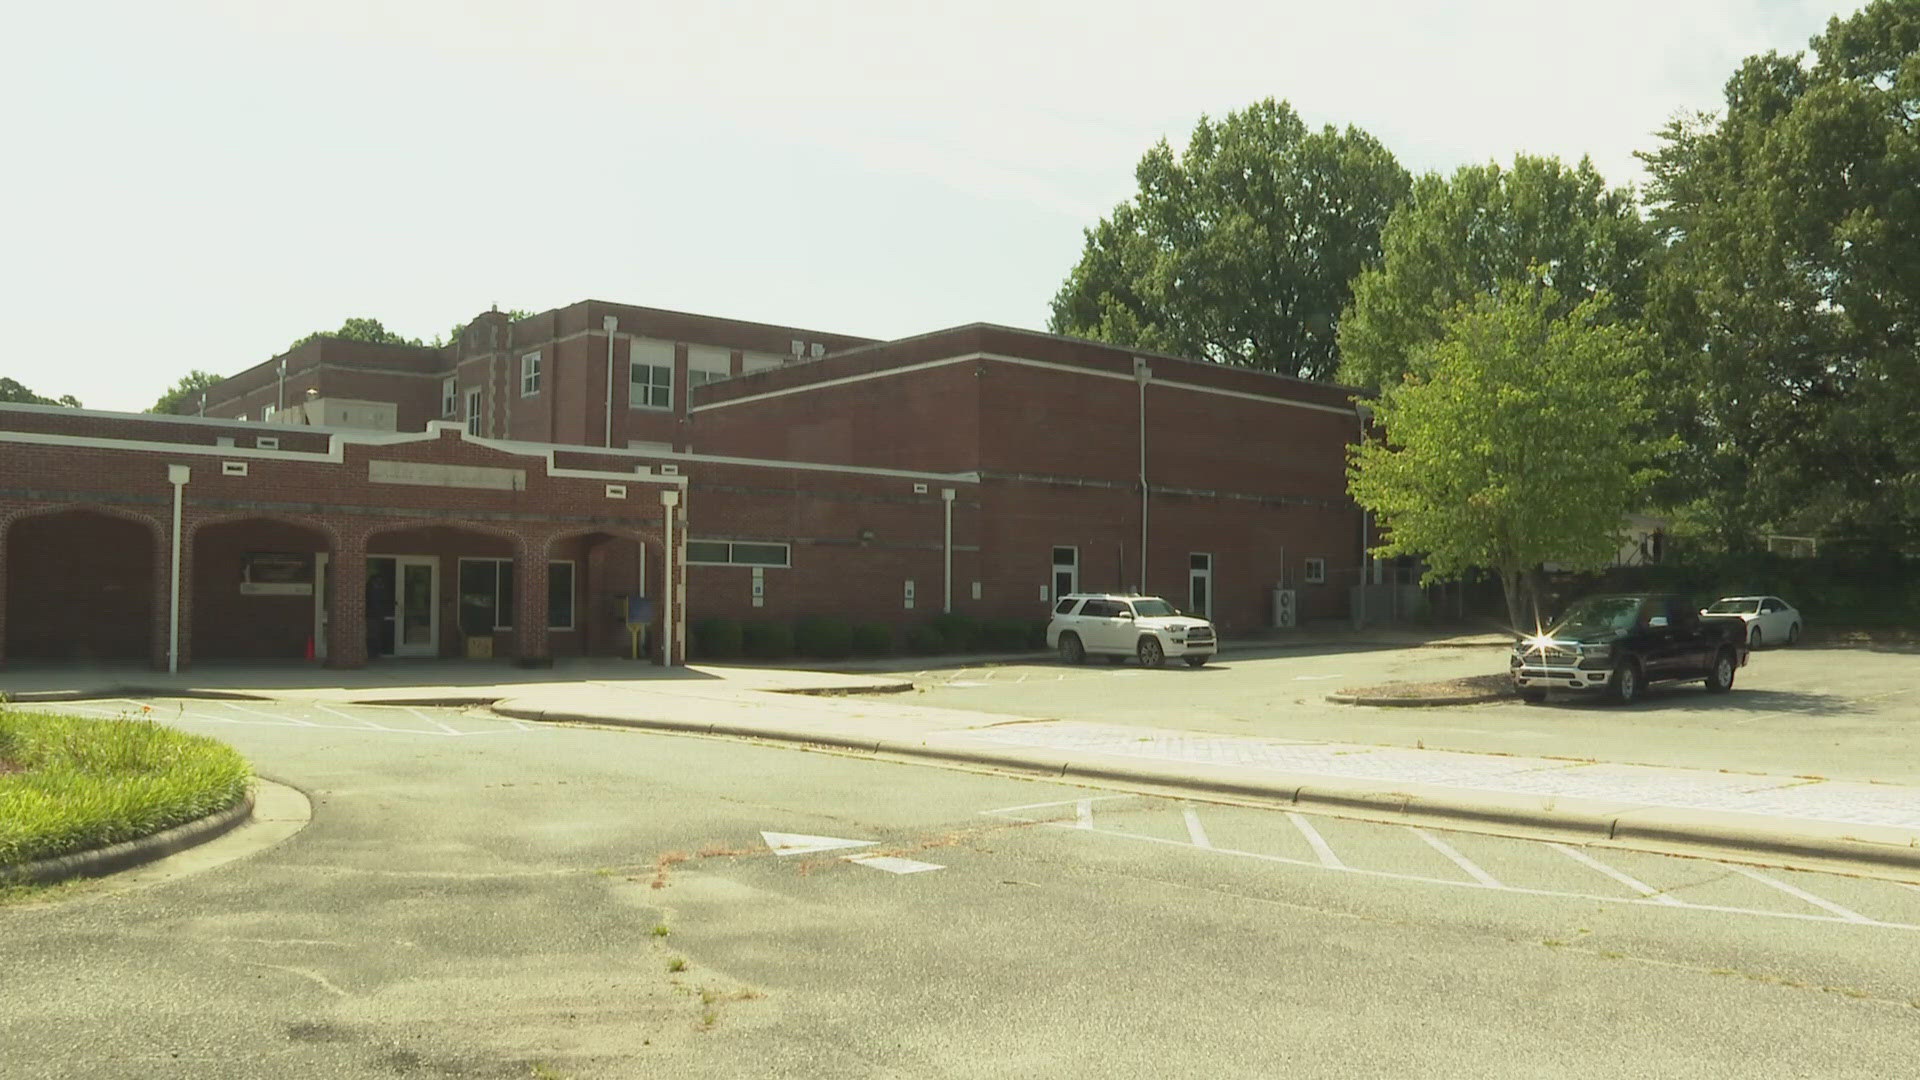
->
[556,299,882,346]
[815,321,1367,396]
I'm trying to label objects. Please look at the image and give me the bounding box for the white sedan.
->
[1703,595,1803,647]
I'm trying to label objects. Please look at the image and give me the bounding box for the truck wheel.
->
[1519,688,1547,704]
[1706,649,1736,693]
[1137,637,1166,668]
[1607,661,1642,705]
[1058,633,1085,665]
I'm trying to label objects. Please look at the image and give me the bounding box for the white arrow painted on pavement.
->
[847,855,944,875]
[761,831,945,874]
[762,831,877,857]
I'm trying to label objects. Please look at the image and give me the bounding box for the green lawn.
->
[0,704,252,869]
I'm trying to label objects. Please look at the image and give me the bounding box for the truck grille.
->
[1521,645,1576,665]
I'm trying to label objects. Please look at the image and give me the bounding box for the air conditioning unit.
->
[1272,587,1297,628]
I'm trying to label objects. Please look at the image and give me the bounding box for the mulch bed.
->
[1335,672,1516,701]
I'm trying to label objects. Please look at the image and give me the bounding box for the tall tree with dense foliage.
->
[287,317,424,353]
[1049,99,1410,382]
[147,370,224,415]
[0,377,79,407]
[1338,155,1658,392]
[1348,282,1671,631]
[1639,0,1920,552]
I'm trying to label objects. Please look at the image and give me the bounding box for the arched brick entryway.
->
[2,505,168,666]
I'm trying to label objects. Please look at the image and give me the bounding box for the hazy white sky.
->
[2,0,1860,411]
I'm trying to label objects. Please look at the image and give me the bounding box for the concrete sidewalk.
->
[491,678,1920,878]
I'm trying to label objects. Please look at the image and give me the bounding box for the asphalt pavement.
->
[8,699,1920,1078]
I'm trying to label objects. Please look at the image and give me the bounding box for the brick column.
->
[149,517,173,672]
[0,516,9,671]
[325,535,367,670]
[513,542,550,667]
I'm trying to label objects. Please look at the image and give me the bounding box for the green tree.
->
[1338,155,1658,392]
[1049,99,1410,381]
[0,377,79,407]
[1639,0,1920,552]
[287,317,424,353]
[1347,283,1671,631]
[148,370,225,415]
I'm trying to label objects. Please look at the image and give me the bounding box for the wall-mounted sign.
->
[241,552,314,596]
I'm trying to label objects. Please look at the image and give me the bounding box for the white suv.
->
[1046,593,1217,668]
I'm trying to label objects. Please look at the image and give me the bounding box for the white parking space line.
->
[316,704,394,731]
[218,701,319,726]
[981,796,1130,817]
[1183,808,1213,849]
[1076,800,1095,830]
[979,799,1920,931]
[1411,827,1503,888]
[1724,864,1873,924]
[1288,812,1346,869]
[406,707,463,736]
[1549,843,1684,905]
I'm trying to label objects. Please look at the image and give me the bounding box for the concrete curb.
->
[4,687,274,705]
[1324,691,1514,707]
[491,704,1920,873]
[0,789,257,885]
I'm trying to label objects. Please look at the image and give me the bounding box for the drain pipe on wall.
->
[941,488,955,613]
[1133,358,1152,593]
[167,464,190,674]
[603,315,618,447]
[660,489,679,665]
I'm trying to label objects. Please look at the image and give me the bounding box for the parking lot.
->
[901,643,1920,785]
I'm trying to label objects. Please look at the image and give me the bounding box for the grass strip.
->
[0,704,252,867]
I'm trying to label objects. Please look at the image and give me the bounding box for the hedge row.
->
[691,614,1049,661]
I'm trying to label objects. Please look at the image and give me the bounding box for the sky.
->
[1,0,1864,412]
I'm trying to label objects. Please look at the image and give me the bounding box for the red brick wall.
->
[4,509,159,661]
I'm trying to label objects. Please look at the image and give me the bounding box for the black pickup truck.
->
[1509,593,1750,705]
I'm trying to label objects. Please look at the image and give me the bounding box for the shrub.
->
[794,616,854,659]
[980,618,1033,651]
[851,622,894,656]
[692,618,742,660]
[741,620,794,660]
[905,622,947,656]
[929,613,980,653]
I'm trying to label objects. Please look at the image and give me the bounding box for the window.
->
[631,361,672,409]
[687,346,730,388]
[465,388,483,436]
[1053,598,1078,615]
[442,377,456,417]
[457,558,574,632]
[521,352,542,396]
[1051,546,1078,600]
[809,342,826,358]
[459,559,514,632]
[261,405,276,422]
[548,561,575,630]
[1304,558,1326,585]
[687,540,790,567]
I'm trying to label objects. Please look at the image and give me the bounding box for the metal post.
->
[941,488,955,613]
[1134,359,1151,593]
[167,465,190,673]
[603,315,618,447]
[660,489,679,665]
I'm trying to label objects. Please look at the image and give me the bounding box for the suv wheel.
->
[1058,633,1085,665]
[1705,649,1736,693]
[1137,637,1165,668]
[1607,661,1641,705]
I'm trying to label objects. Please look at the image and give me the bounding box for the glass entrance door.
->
[367,556,438,658]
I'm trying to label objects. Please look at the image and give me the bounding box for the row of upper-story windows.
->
[438,336,814,430]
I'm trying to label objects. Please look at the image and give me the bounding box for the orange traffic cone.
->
[304,635,315,661]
